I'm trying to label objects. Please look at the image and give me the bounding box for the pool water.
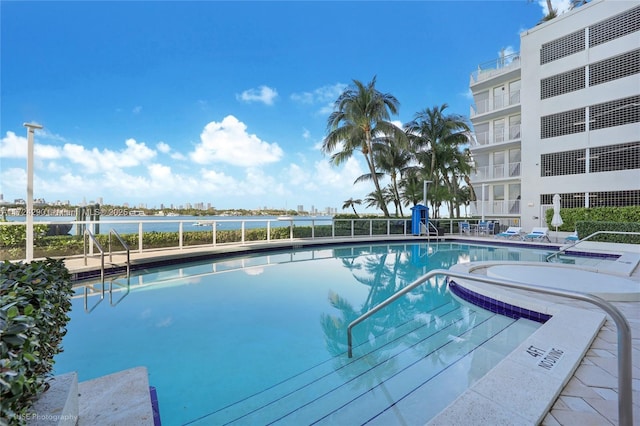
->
[55,242,557,425]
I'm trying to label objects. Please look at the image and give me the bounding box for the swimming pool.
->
[55,242,567,425]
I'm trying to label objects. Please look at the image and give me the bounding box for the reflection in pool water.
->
[56,242,556,425]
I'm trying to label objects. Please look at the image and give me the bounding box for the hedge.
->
[0,259,74,425]
[545,205,640,232]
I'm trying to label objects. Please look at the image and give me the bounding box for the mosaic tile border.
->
[449,280,552,323]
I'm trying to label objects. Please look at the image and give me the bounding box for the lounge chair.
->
[494,226,522,240]
[523,227,550,242]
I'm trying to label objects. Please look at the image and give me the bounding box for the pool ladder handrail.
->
[83,228,104,284]
[108,228,130,277]
[346,268,633,426]
[546,230,640,262]
[84,228,132,284]
[421,221,440,241]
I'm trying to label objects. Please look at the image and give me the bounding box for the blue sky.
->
[1,1,564,213]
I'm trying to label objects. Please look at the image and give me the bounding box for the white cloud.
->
[156,142,171,153]
[190,115,283,167]
[61,138,156,173]
[291,83,347,115]
[0,131,62,159]
[133,105,143,114]
[538,0,572,14]
[236,85,278,105]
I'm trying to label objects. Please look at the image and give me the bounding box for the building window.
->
[590,142,640,173]
[509,148,521,177]
[540,67,585,99]
[540,193,585,209]
[590,95,640,130]
[494,119,505,143]
[589,49,640,87]
[541,108,585,139]
[540,29,585,65]
[540,149,586,177]
[509,115,521,140]
[509,80,521,105]
[473,122,489,146]
[589,6,640,48]
[474,91,490,114]
[541,191,640,208]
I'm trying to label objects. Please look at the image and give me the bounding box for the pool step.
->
[189,305,536,425]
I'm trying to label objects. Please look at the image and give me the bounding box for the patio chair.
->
[494,226,522,240]
[476,221,495,236]
[459,221,471,235]
[523,227,550,242]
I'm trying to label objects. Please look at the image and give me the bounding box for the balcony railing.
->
[469,198,521,216]
[471,90,521,118]
[470,52,521,85]
[471,125,520,147]
[471,162,521,181]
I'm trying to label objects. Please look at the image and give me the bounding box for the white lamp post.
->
[23,122,43,262]
[481,183,487,222]
[423,180,432,207]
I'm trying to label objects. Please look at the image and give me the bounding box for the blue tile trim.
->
[449,280,552,323]
[150,386,162,426]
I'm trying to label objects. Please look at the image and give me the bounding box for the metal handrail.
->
[346,268,633,426]
[83,229,104,284]
[108,228,130,276]
[547,231,640,262]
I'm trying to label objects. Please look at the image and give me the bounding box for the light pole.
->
[24,122,43,262]
[423,180,432,207]
[481,183,487,222]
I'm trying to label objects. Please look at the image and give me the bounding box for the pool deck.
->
[60,235,639,425]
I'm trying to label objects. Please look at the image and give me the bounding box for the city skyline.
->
[1,1,561,213]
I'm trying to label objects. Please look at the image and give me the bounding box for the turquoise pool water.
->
[55,242,559,425]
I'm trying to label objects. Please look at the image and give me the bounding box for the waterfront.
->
[3,215,334,236]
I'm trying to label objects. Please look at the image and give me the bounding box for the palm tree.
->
[529,0,557,22]
[323,76,405,217]
[399,170,424,208]
[363,190,389,213]
[373,140,413,217]
[356,139,414,217]
[342,198,362,217]
[404,104,470,216]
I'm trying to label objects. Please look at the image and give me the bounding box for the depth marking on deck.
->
[525,345,565,371]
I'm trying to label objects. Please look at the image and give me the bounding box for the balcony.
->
[469,198,521,217]
[470,90,520,118]
[471,125,521,148]
[470,52,521,85]
[471,162,521,181]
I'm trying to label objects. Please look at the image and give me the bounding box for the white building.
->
[469,0,639,232]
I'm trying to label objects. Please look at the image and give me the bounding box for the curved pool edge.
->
[428,261,616,425]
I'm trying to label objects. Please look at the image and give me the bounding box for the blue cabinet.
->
[411,204,429,235]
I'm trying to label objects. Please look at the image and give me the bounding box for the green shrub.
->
[0,259,73,424]
[545,205,640,232]
[0,223,49,248]
[575,221,640,244]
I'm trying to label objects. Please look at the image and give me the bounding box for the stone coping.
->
[428,261,609,425]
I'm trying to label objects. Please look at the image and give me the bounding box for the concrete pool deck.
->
[59,236,639,425]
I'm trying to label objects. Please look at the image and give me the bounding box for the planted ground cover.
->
[0,259,73,424]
